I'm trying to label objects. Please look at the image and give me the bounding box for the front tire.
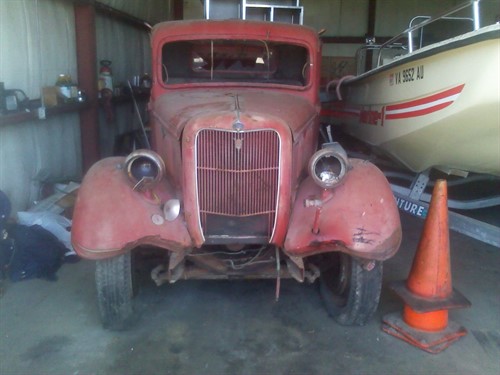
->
[319,253,382,326]
[95,252,135,330]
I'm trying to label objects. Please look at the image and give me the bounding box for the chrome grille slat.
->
[196,129,280,241]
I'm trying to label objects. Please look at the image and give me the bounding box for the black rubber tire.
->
[95,252,135,330]
[319,253,383,326]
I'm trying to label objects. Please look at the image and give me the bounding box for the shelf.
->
[204,0,303,24]
[245,0,300,5]
[273,6,302,24]
[244,4,302,23]
[0,101,89,126]
[0,88,150,127]
[97,89,150,107]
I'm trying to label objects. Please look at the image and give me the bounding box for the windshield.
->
[161,39,309,87]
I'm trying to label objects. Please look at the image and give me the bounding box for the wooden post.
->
[74,3,100,172]
[173,0,184,20]
[365,0,377,72]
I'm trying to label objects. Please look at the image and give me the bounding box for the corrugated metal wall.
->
[95,13,151,158]
[0,0,170,213]
[99,0,172,25]
[0,0,81,213]
[0,0,78,99]
[1,0,498,213]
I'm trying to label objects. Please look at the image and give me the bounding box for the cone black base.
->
[382,312,468,354]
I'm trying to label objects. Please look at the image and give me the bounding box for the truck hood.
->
[151,89,317,140]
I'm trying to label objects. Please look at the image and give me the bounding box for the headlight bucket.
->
[124,149,165,190]
[309,142,349,189]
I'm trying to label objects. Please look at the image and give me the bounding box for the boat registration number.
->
[390,65,424,85]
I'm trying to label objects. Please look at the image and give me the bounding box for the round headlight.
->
[309,143,349,189]
[124,149,165,190]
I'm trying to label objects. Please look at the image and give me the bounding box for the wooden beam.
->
[173,0,184,20]
[367,0,376,38]
[94,2,151,31]
[365,0,377,71]
[74,3,100,172]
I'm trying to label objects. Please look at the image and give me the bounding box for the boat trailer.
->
[388,171,500,248]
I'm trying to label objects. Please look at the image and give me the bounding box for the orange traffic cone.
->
[382,179,471,354]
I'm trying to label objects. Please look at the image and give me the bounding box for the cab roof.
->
[151,19,320,49]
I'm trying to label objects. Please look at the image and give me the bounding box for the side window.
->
[162,42,193,83]
[274,44,309,85]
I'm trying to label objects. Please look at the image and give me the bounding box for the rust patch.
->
[352,227,380,245]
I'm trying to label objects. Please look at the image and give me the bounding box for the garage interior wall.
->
[183,0,499,55]
[1,0,498,214]
[305,0,497,56]
[0,0,170,214]
[95,14,151,158]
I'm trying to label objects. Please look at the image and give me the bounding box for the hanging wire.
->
[260,40,270,79]
[210,40,214,81]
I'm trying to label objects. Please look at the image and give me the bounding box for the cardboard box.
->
[41,86,59,107]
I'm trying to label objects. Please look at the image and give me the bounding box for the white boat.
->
[323,1,500,177]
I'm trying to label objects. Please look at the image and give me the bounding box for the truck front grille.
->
[196,129,280,243]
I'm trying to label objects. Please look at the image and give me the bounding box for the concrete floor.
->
[0,212,499,375]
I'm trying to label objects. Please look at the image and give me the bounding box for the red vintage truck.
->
[72,19,401,330]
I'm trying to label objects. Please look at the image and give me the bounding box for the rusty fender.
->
[284,159,402,261]
[71,157,193,260]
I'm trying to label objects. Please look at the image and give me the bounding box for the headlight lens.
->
[124,149,165,190]
[309,143,349,189]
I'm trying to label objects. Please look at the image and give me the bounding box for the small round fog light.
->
[163,199,181,221]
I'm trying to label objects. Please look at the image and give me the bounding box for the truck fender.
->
[71,157,193,260]
[284,159,401,260]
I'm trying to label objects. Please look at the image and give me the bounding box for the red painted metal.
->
[72,19,401,266]
[178,96,296,248]
[284,159,402,260]
[150,89,317,142]
[71,157,192,259]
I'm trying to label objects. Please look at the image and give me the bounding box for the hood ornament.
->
[232,94,244,132]
[232,95,244,151]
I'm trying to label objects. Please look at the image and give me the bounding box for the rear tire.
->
[95,252,135,330]
[319,253,382,326]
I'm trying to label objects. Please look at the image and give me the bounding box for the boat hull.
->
[326,24,500,176]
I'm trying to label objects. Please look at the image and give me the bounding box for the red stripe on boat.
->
[386,84,465,111]
[385,102,452,120]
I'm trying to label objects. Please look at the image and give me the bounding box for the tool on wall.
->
[0,82,30,114]
[98,60,114,93]
[98,61,114,122]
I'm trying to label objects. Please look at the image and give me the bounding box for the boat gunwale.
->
[346,24,500,84]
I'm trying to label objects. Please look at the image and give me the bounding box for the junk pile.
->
[0,187,78,282]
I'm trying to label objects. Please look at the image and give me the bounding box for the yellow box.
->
[42,86,59,107]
